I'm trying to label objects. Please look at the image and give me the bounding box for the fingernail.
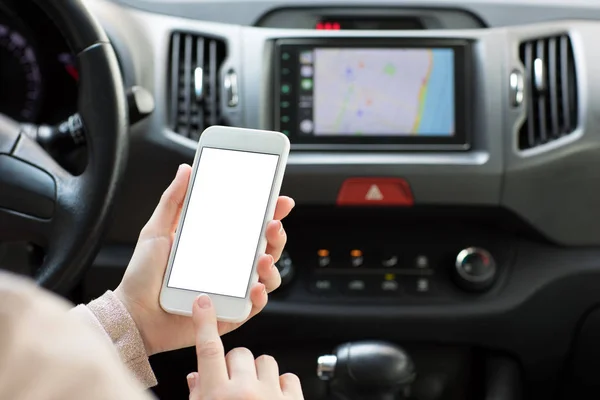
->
[197,294,211,309]
[177,164,184,173]
[186,373,196,391]
[278,221,285,235]
[269,254,276,269]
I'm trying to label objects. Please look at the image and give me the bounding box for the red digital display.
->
[315,21,341,30]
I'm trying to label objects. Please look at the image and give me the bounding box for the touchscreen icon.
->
[300,120,314,134]
[301,65,314,77]
[300,51,313,64]
[301,78,313,90]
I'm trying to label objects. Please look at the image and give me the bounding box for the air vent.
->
[169,32,226,140]
[518,34,578,150]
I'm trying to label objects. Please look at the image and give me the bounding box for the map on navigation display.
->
[312,48,455,136]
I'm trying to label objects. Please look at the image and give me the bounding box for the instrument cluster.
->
[0,1,78,125]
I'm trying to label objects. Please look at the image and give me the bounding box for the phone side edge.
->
[159,139,206,313]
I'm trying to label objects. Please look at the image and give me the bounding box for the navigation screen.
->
[275,40,470,149]
[310,48,454,136]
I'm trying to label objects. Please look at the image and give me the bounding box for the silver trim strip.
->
[194,66,204,101]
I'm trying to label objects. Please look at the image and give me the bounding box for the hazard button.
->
[336,178,414,206]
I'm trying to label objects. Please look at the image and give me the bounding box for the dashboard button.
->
[310,278,335,294]
[509,69,524,107]
[416,278,430,293]
[406,277,435,295]
[336,178,414,206]
[415,255,429,269]
[454,247,496,292]
[275,251,294,286]
[341,278,373,295]
[347,279,366,291]
[381,280,400,292]
[350,249,364,267]
[317,249,331,268]
[381,254,399,268]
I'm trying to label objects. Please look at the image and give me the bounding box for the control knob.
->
[453,247,496,292]
[275,251,294,286]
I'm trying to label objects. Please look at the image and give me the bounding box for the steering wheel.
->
[0,0,128,294]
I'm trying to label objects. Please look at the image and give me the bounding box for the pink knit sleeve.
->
[70,291,157,388]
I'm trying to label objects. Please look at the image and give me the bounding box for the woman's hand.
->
[187,294,304,400]
[114,164,295,356]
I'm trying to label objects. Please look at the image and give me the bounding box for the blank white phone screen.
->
[167,147,280,298]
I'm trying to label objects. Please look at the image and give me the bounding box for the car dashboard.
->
[7,0,600,399]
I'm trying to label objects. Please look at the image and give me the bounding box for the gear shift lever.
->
[317,341,416,400]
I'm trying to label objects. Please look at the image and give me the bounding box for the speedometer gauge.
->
[0,23,42,122]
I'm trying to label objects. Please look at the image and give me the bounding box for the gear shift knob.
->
[317,341,416,400]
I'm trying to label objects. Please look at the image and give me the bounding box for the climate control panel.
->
[273,213,515,305]
[309,248,439,296]
[304,245,499,299]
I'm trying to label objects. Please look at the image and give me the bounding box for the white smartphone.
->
[159,126,290,322]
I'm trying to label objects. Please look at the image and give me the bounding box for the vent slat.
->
[195,37,205,137]
[535,39,548,144]
[169,33,181,132]
[168,32,227,140]
[209,40,218,126]
[548,37,560,138]
[183,34,193,138]
[518,34,578,150]
[524,42,535,148]
[560,36,572,132]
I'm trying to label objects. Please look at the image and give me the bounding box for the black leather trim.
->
[32,0,109,54]
[27,0,128,293]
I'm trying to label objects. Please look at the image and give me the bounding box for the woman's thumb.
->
[140,164,191,239]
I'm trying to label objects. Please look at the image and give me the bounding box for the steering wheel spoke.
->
[11,129,75,187]
[0,207,51,245]
[0,114,20,154]
[0,120,78,245]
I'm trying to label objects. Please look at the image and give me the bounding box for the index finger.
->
[193,294,229,387]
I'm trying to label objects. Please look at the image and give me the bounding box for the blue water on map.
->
[417,49,455,136]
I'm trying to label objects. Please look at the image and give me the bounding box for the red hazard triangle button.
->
[337,178,414,206]
[365,184,384,201]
